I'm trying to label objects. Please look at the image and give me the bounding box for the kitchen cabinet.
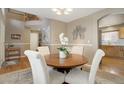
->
[119,27,124,38]
[101,45,124,59]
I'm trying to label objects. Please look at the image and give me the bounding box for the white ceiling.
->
[13,8,104,23]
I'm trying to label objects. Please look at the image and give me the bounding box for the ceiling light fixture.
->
[52,8,73,15]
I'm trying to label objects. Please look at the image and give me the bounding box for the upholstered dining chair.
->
[24,50,65,84]
[65,49,105,84]
[71,46,84,55]
[37,46,53,70]
[37,46,50,56]
[71,46,84,69]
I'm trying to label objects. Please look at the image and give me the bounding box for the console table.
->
[5,48,21,61]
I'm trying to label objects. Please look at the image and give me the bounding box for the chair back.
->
[71,46,84,55]
[89,49,105,84]
[37,46,50,56]
[24,50,49,84]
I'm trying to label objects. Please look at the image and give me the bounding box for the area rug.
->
[2,60,19,67]
[0,65,123,84]
[0,68,33,84]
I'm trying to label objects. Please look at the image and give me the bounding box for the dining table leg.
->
[54,68,72,74]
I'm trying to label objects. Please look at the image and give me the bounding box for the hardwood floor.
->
[0,56,124,78]
[100,56,124,77]
[0,57,30,74]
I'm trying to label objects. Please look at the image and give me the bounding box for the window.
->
[102,31,119,42]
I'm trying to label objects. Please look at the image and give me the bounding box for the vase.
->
[59,51,66,58]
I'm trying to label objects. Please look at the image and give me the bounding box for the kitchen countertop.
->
[101,44,124,46]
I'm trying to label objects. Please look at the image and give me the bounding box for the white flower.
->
[58,33,69,56]
[63,37,68,45]
[59,33,69,45]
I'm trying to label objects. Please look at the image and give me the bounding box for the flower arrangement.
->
[58,33,69,58]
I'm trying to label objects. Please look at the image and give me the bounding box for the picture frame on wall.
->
[11,34,21,40]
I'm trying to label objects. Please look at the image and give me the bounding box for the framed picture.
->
[11,34,21,40]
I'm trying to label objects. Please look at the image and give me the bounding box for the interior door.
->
[30,32,39,51]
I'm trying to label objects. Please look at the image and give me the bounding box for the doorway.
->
[98,14,124,77]
[30,31,39,51]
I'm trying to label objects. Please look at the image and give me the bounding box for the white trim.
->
[41,43,92,46]
[4,43,92,46]
[5,43,30,45]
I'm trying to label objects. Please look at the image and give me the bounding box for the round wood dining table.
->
[45,54,88,72]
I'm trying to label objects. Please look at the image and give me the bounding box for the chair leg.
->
[80,68,82,70]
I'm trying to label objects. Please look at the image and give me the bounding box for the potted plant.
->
[58,47,69,58]
[58,33,69,58]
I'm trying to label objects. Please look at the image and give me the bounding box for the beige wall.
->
[50,19,67,53]
[67,8,124,63]
[5,11,67,55]
[5,10,30,56]
[4,8,124,63]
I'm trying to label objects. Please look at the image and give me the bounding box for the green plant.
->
[58,47,69,56]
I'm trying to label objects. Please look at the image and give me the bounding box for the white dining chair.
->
[71,46,84,69]
[65,49,105,84]
[37,46,50,56]
[71,46,84,55]
[24,50,65,84]
[37,46,53,70]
